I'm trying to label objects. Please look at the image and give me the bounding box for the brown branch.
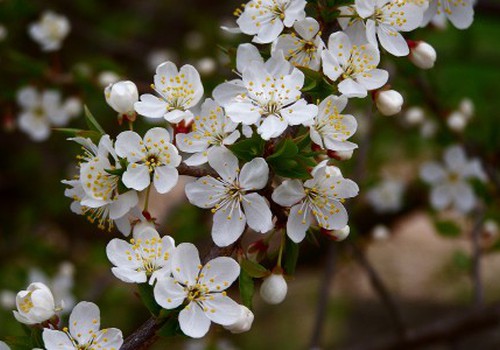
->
[121,317,164,350]
[177,163,217,178]
[346,302,500,350]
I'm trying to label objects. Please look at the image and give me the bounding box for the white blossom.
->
[260,273,287,304]
[404,106,425,125]
[236,0,307,44]
[16,87,80,141]
[106,224,175,285]
[29,11,70,51]
[272,17,325,71]
[321,32,388,98]
[375,90,404,116]
[0,341,10,350]
[63,135,139,232]
[13,282,57,325]
[350,0,426,56]
[272,164,359,242]
[115,127,182,194]
[447,111,467,132]
[135,62,203,123]
[104,80,138,117]
[185,147,273,247]
[176,98,240,166]
[42,302,123,350]
[420,145,486,213]
[366,179,405,213]
[153,243,242,338]
[214,52,317,140]
[422,0,474,30]
[307,95,358,152]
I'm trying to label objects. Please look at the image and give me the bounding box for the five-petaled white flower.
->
[422,0,474,30]
[351,0,425,56]
[115,127,182,194]
[153,243,242,338]
[236,0,307,44]
[71,135,139,232]
[366,178,405,213]
[13,282,58,325]
[185,147,273,247]
[106,224,175,285]
[17,87,80,141]
[321,32,388,98]
[272,17,325,71]
[214,53,317,140]
[134,62,203,123]
[175,98,240,166]
[42,301,123,350]
[420,145,487,213]
[306,95,358,152]
[272,164,359,242]
[29,11,70,52]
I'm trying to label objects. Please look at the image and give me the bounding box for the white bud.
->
[328,225,350,241]
[375,90,404,116]
[329,149,354,161]
[260,273,287,305]
[13,282,57,325]
[447,111,467,132]
[0,290,16,309]
[404,107,425,126]
[224,305,254,334]
[420,120,438,139]
[409,41,437,70]
[63,97,82,118]
[311,160,343,177]
[196,57,217,76]
[372,225,390,241]
[98,71,120,87]
[483,220,499,239]
[459,98,474,119]
[0,341,11,350]
[104,80,138,116]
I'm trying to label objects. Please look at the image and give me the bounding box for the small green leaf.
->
[137,283,162,316]
[267,139,299,160]
[54,128,102,141]
[434,220,462,238]
[229,133,266,162]
[84,105,106,135]
[239,269,255,309]
[240,259,269,278]
[283,238,300,275]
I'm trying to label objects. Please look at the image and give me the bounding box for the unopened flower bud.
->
[323,225,350,241]
[447,111,467,132]
[409,41,437,70]
[404,106,425,126]
[375,90,404,116]
[104,81,138,117]
[459,98,474,119]
[224,305,254,333]
[260,273,287,305]
[328,149,354,161]
[196,57,217,76]
[13,282,57,325]
[372,224,390,241]
[0,340,11,350]
[483,220,499,239]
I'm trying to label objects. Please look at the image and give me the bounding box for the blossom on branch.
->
[13,282,58,325]
[29,11,70,52]
[135,62,203,123]
[153,243,242,338]
[42,301,123,350]
[175,98,240,166]
[185,147,273,247]
[115,127,182,194]
[272,164,359,242]
[106,224,175,285]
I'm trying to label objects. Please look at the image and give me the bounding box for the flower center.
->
[19,293,34,313]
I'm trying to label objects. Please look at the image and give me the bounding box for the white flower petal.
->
[212,207,246,247]
[69,302,100,345]
[202,293,242,326]
[242,193,273,233]
[153,166,179,194]
[122,164,151,191]
[199,257,240,292]
[153,276,186,309]
[179,303,211,338]
[272,179,306,206]
[207,147,239,183]
[239,158,269,190]
[171,243,201,286]
[287,203,312,243]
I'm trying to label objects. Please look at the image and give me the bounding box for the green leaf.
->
[434,219,462,238]
[157,316,181,338]
[283,238,300,275]
[53,128,102,141]
[3,336,32,350]
[267,139,299,160]
[137,283,162,316]
[240,259,269,278]
[229,133,266,162]
[84,105,106,135]
[239,269,255,309]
